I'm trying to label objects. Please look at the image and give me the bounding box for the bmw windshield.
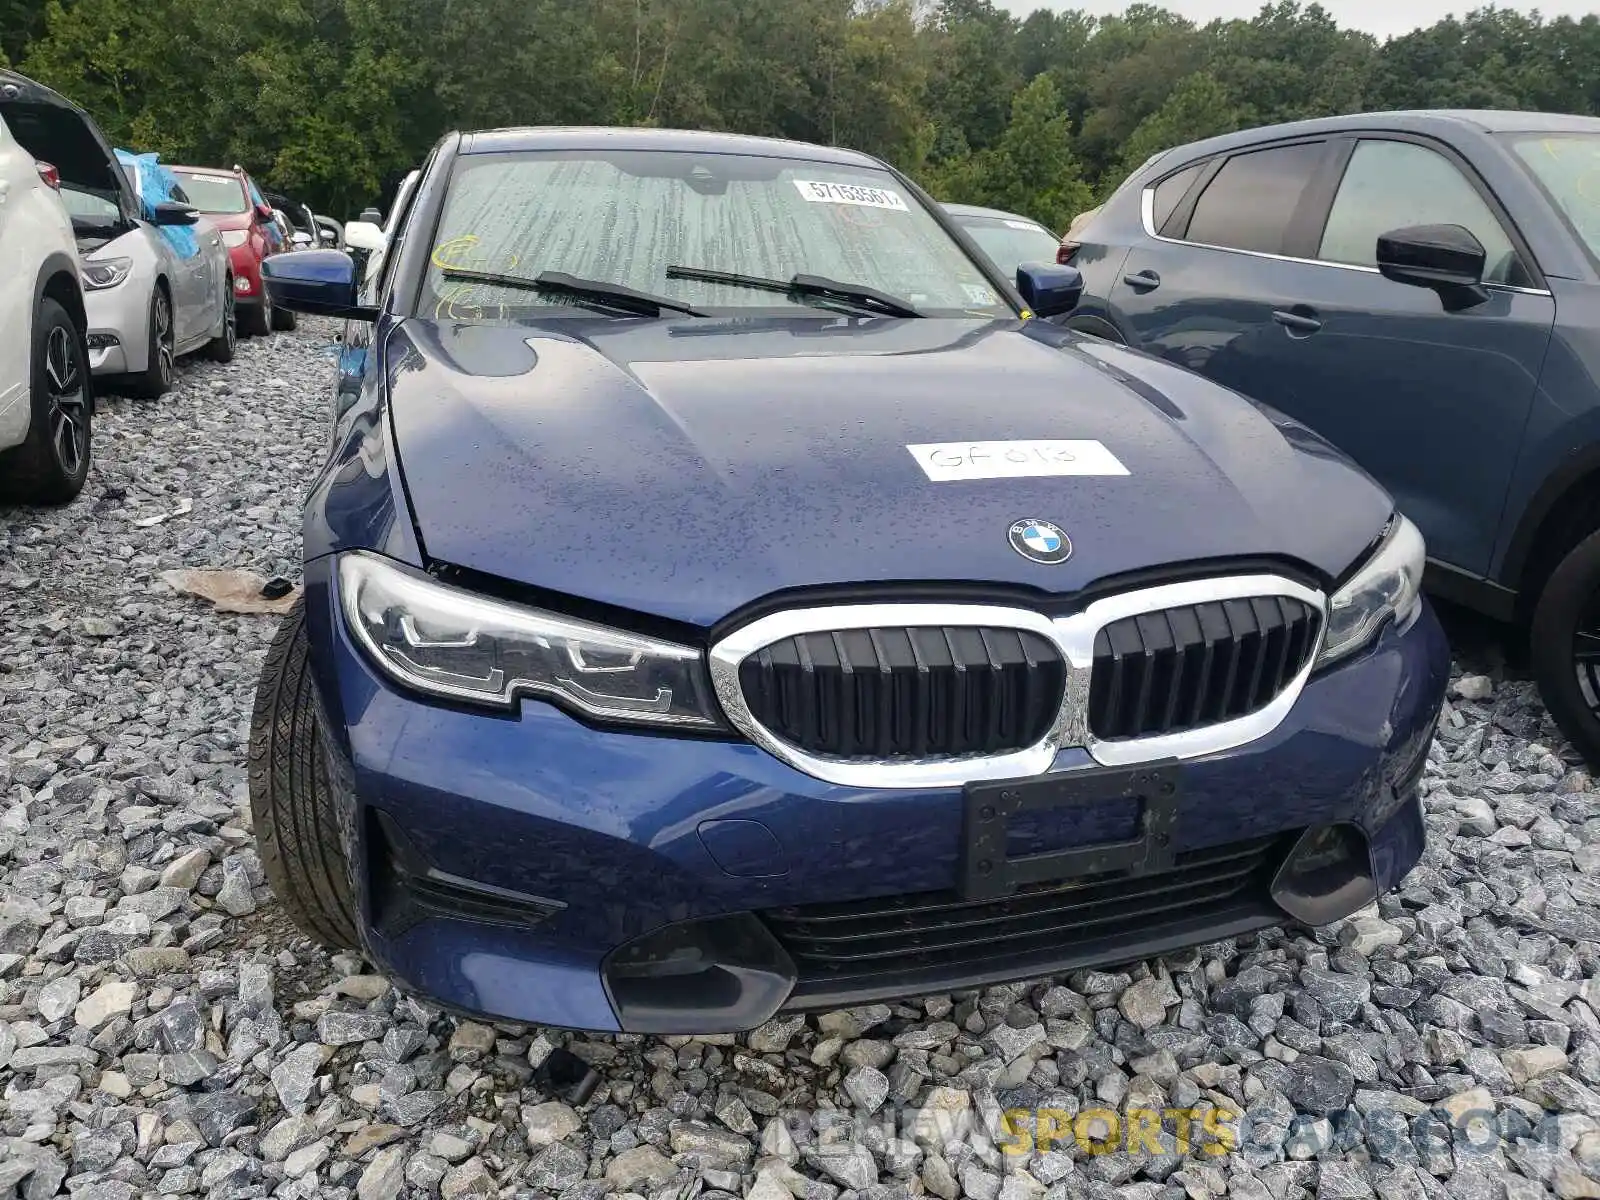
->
[421,149,1015,320]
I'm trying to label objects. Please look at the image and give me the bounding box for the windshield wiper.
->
[665,265,923,318]
[438,267,706,317]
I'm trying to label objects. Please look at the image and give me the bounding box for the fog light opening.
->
[86,333,120,349]
[1269,823,1378,927]
[604,912,796,1035]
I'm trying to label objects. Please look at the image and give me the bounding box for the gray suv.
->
[1065,110,1600,766]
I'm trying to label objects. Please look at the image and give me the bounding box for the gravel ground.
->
[3,318,1600,1200]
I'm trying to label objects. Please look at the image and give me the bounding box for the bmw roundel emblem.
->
[1008,519,1072,565]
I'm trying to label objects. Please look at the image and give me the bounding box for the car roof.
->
[458,125,884,167]
[1154,109,1600,166]
[942,202,1049,227]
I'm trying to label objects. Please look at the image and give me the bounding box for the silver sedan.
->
[60,150,234,397]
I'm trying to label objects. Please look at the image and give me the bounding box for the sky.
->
[991,0,1591,41]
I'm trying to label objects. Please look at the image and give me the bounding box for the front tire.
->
[206,286,237,363]
[248,597,359,948]
[1530,528,1600,768]
[0,297,92,504]
[126,286,175,399]
[240,284,273,337]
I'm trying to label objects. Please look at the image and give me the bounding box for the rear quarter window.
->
[1150,163,1204,235]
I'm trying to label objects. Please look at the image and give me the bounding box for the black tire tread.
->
[1530,526,1600,769]
[248,597,360,948]
[125,285,173,400]
[240,295,272,337]
[206,290,236,363]
[0,298,91,505]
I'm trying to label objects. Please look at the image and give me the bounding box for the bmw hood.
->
[385,316,1391,627]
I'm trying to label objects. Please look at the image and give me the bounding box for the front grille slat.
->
[766,835,1286,987]
[1089,595,1320,742]
[739,624,1064,761]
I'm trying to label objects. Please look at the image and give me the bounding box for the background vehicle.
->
[344,166,419,287]
[2,73,230,409]
[334,167,420,407]
[248,125,1446,1034]
[942,202,1060,280]
[169,162,294,335]
[1065,109,1600,765]
[0,81,91,504]
[71,149,234,396]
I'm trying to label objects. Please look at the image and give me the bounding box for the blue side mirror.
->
[261,249,376,320]
[1016,263,1084,319]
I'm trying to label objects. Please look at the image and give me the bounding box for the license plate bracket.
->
[958,761,1182,902]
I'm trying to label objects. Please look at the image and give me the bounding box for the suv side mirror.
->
[359,206,383,224]
[152,201,200,226]
[1376,224,1488,310]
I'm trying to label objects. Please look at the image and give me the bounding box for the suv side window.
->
[1318,139,1526,285]
[1150,163,1203,235]
[1182,142,1325,255]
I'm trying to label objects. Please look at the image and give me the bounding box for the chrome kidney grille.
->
[1089,596,1323,741]
[708,576,1328,789]
[735,626,1067,759]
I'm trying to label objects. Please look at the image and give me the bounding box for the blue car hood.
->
[386,316,1390,627]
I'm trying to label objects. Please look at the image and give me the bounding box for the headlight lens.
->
[80,257,133,291]
[338,552,725,729]
[221,229,250,248]
[1316,514,1425,668]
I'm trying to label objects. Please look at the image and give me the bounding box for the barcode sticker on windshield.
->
[794,180,909,211]
[1004,219,1041,231]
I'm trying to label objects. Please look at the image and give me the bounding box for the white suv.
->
[0,74,92,505]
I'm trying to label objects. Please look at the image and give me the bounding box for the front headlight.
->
[1316,514,1426,669]
[80,257,133,291]
[338,552,725,729]
[221,229,250,248]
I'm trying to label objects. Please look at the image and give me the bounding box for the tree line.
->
[5,0,1599,233]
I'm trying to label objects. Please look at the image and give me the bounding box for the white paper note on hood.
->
[906,440,1130,481]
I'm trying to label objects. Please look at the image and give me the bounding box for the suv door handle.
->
[1272,307,1322,335]
[1122,269,1161,292]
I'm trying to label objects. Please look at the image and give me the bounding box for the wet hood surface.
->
[385,315,1391,627]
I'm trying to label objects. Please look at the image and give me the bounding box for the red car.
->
[168,164,295,336]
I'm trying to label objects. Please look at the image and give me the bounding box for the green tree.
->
[1113,71,1243,184]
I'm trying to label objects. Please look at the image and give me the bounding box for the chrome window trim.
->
[708,574,1327,789]
[1138,186,1553,296]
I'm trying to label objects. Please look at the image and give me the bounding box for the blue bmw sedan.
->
[254,127,1449,1034]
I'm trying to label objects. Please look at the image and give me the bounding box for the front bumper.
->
[83,282,150,376]
[229,246,263,307]
[303,557,1448,1033]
